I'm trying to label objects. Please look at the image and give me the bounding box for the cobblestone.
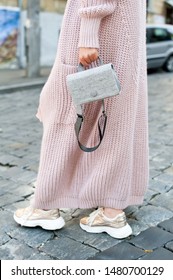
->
[0,229,11,246]
[0,70,173,259]
[89,242,145,260]
[150,190,173,212]
[132,205,173,227]
[139,247,173,260]
[0,239,44,260]
[0,193,24,207]
[158,217,173,233]
[8,227,54,248]
[149,179,172,193]
[40,237,99,260]
[129,227,173,250]
[165,241,173,252]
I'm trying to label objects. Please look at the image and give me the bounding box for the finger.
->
[79,50,99,66]
[90,53,98,62]
[79,55,86,63]
[80,58,89,67]
[90,50,99,61]
[80,55,93,66]
[84,56,93,64]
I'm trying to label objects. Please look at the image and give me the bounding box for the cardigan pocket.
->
[36,62,77,125]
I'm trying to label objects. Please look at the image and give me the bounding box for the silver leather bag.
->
[66,58,121,107]
[66,58,121,152]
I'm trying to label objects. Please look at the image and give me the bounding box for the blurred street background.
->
[0,0,173,260]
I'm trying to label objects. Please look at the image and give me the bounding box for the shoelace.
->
[87,208,103,226]
[21,206,35,226]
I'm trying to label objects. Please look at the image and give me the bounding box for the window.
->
[167,28,173,40]
[149,28,172,43]
[146,28,152,43]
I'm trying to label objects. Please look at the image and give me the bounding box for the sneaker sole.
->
[80,223,132,239]
[13,214,65,230]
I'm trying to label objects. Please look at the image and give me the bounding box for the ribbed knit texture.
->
[33,0,149,210]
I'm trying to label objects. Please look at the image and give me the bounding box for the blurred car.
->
[146,24,173,72]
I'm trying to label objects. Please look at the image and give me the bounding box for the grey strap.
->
[75,100,107,152]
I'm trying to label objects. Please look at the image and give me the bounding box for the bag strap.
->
[75,100,107,152]
[75,57,106,152]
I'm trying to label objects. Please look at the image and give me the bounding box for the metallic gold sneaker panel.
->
[80,208,132,239]
[13,206,65,230]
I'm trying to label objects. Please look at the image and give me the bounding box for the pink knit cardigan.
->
[33,0,149,210]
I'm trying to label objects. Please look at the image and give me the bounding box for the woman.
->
[14,0,149,239]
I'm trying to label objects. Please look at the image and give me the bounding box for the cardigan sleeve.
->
[78,0,117,48]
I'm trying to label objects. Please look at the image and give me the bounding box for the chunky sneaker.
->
[13,206,65,230]
[80,208,132,239]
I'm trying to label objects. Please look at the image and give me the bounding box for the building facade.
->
[0,0,65,68]
[147,0,173,24]
[1,1,173,22]
[0,0,67,13]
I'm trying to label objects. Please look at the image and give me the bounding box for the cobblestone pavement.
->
[0,70,173,260]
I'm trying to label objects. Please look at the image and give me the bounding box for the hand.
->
[79,47,99,67]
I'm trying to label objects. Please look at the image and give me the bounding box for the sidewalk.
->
[0,68,173,260]
[0,67,51,93]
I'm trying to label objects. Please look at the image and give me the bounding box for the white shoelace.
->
[21,206,35,225]
[87,208,103,226]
